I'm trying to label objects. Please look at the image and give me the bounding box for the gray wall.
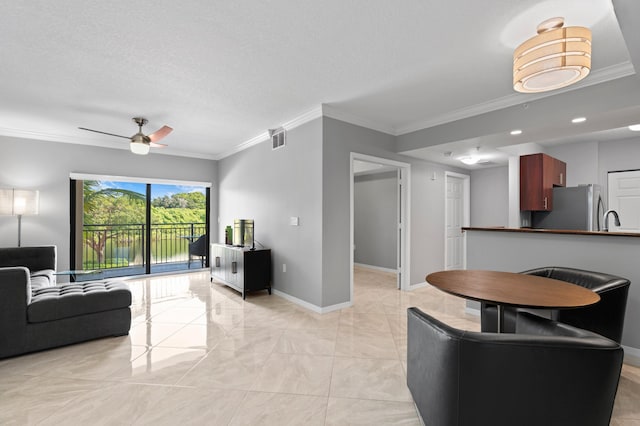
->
[0,136,218,273]
[218,116,467,309]
[322,117,467,306]
[470,166,508,227]
[322,118,398,306]
[545,135,640,205]
[217,118,324,306]
[547,141,599,187]
[354,171,397,270]
[598,136,640,204]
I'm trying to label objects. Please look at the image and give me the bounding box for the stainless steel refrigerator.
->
[531,184,604,231]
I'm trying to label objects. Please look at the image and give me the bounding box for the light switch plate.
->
[290,216,299,226]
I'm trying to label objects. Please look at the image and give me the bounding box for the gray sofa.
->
[0,246,132,359]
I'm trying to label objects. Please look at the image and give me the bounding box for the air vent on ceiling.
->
[269,127,286,150]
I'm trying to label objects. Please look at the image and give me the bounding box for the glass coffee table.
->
[54,269,103,282]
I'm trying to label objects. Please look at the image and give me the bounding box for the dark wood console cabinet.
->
[210,244,271,299]
[520,153,566,211]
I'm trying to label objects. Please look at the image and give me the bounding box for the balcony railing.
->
[82,222,206,270]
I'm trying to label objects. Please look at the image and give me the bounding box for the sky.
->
[98,181,206,199]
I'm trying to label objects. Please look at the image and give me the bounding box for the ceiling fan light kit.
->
[459,156,479,165]
[513,17,591,93]
[130,141,151,155]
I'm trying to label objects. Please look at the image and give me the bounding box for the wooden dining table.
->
[425,270,600,332]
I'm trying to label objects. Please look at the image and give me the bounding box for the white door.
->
[445,173,469,270]
[608,170,640,233]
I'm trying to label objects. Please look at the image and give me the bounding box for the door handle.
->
[215,256,220,267]
[232,261,237,274]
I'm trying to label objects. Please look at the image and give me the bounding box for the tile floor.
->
[0,266,638,425]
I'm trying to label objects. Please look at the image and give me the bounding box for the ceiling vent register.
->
[269,127,286,150]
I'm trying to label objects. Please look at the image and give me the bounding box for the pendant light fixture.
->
[513,17,591,93]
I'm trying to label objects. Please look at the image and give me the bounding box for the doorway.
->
[444,172,470,270]
[350,153,411,302]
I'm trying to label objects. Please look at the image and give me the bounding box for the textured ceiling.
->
[0,0,636,161]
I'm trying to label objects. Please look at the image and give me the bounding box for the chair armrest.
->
[0,267,30,357]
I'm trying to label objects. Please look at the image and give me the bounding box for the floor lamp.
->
[0,188,40,247]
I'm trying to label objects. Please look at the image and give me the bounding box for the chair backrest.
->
[407,307,623,426]
[521,266,630,342]
[522,266,629,292]
[189,235,207,255]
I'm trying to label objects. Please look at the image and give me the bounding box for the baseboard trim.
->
[623,345,640,367]
[354,263,397,274]
[409,281,429,291]
[464,306,481,316]
[271,289,352,314]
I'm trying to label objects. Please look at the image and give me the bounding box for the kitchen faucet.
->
[602,209,621,232]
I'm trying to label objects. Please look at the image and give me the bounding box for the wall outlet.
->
[282,263,287,273]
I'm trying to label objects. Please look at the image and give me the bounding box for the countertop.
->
[462,227,640,238]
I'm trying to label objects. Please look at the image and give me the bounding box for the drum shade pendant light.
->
[513,17,591,93]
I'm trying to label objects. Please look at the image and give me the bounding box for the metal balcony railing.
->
[82,222,206,270]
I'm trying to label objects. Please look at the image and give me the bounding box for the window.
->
[70,174,211,280]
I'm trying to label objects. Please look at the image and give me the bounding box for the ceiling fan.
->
[79,117,173,155]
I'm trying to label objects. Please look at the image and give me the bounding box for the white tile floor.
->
[0,266,638,425]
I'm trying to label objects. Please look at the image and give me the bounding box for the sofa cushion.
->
[29,269,56,290]
[28,280,132,323]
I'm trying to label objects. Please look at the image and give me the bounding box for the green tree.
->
[83,181,145,263]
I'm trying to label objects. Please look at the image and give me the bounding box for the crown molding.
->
[216,106,324,160]
[396,61,636,135]
[321,104,397,135]
[0,127,218,160]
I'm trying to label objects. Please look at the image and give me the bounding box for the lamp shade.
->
[0,188,39,215]
[514,17,591,93]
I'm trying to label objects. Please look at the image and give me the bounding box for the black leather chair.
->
[188,235,207,268]
[481,266,630,342]
[407,307,623,426]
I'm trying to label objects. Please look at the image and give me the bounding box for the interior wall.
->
[354,171,397,270]
[598,136,640,205]
[322,117,467,307]
[470,166,508,227]
[547,141,599,187]
[217,118,324,306]
[0,136,218,273]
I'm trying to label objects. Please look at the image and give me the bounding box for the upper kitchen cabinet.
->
[520,153,567,211]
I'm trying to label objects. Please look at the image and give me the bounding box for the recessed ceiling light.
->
[629,124,640,131]
[572,117,587,123]
[510,129,523,135]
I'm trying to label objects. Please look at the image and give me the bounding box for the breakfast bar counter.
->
[463,226,640,360]
[463,226,640,238]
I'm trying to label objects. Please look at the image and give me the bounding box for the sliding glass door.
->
[149,183,208,274]
[70,176,210,280]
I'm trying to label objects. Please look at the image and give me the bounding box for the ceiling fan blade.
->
[149,142,168,148]
[78,127,130,140]
[148,125,173,142]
